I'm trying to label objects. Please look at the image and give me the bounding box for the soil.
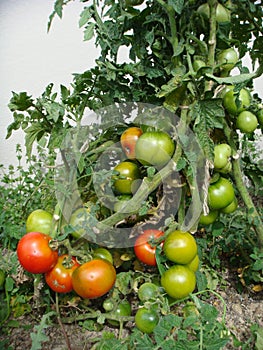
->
[0,267,262,350]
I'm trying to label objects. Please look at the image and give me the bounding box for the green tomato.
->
[135,307,159,334]
[193,59,206,72]
[257,109,263,126]
[112,161,141,195]
[138,282,160,302]
[218,160,232,174]
[199,210,219,225]
[214,143,232,170]
[223,86,251,115]
[208,177,235,210]
[197,3,230,23]
[236,111,258,133]
[135,131,175,168]
[108,300,132,326]
[26,209,53,235]
[69,207,91,239]
[221,196,238,214]
[217,48,239,72]
[93,247,113,264]
[163,230,197,265]
[161,265,196,299]
[186,254,200,272]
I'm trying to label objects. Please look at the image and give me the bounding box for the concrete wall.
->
[1,0,262,168]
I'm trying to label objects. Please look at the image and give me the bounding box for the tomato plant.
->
[45,254,80,293]
[135,307,159,334]
[135,131,175,167]
[208,177,235,210]
[161,265,196,299]
[236,111,258,133]
[134,229,164,266]
[17,231,58,274]
[26,209,53,235]
[0,269,5,290]
[125,0,144,7]
[163,230,197,265]
[112,160,141,195]
[71,259,116,299]
[197,3,230,23]
[120,127,143,159]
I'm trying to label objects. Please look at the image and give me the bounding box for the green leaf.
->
[8,91,33,112]
[255,326,263,350]
[79,7,93,28]
[30,312,56,350]
[205,72,256,85]
[84,22,96,41]
[167,0,185,15]
[25,123,46,157]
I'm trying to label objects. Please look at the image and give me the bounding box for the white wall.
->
[1,1,262,168]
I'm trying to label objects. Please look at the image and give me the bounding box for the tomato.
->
[26,209,53,235]
[217,48,239,72]
[112,161,141,195]
[107,299,132,326]
[236,111,258,133]
[113,194,132,213]
[72,259,116,299]
[199,210,219,225]
[186,254,199,272]
[120,127,143,159]
[163,230,197,265]
[161,265,196,299]
[103,298,115,312]
[134,229,164,266]
[214,143,232,170]
[17,232,58,274]
[221,196,238,214]
[223,86,251,115]
[197,3,230,23]
[135,131,175,167]
[45,254,80,293]
[69,207,91,239]
[208,177,235,210]
[135,307,159,334]
[138,282,159,302]
[93,247,113,264]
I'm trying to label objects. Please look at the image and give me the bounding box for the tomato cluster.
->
[17,209,117,298]
[112,126,175,197]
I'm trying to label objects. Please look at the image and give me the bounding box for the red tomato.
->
[134,229,164,266]
[120,127,143,159]
[45,254,80,293]
[72,259,116,299]
[17,232,58,274]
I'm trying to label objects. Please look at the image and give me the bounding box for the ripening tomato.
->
[134,229,164,266]
[72,259,116,299]
[120,127,143,159]
[45,254,80,293]
[93,247,113,264]
[69,207,91,239]
[186,254,200,272]
[161,264,196,299]
[26,209,53,235]
[17,232,58,274]
[135,131,175,168]
[163,230,197,265]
